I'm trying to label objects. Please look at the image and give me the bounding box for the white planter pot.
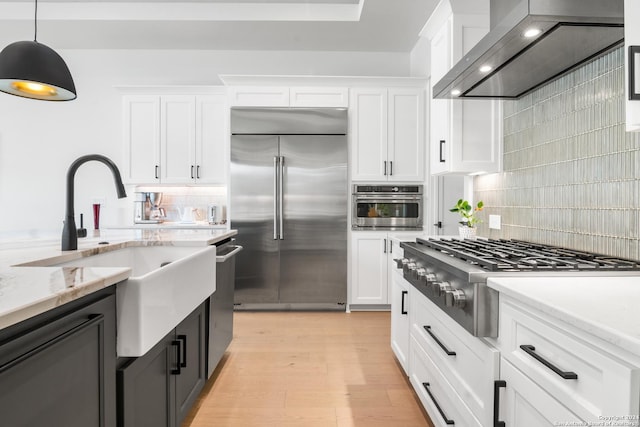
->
[458,226,477,239]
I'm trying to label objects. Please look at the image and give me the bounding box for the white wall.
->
[0,49,411,237]
[409,36,430,77]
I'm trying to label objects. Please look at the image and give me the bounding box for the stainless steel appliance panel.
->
[230,107,348,309]
[278,135,348,304]
[230,135,280,304]
[230,107,348,135]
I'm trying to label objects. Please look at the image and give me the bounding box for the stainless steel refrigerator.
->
[230,107,348,310]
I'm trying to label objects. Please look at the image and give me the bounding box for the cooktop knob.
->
[424,273,437,283]
[445,289,466,309]
[431,281,451,297]
[403,262,417,275]
[415,268,427,282]
[394,258,409,269]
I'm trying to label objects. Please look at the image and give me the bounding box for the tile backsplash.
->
[474,47,640,260]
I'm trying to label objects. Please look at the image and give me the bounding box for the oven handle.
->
[353,195,422,200]
[520,345,578,380]
[424,325,456,356]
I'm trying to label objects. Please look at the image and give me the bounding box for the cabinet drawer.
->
[409,336,483,427]
[499,297,640,421]
[410,288,499,426]
[498,357,585,426]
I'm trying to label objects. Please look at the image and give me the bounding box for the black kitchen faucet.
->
[61,154,127,251]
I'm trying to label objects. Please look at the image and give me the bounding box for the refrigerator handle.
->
[279,156,285,240]
[273,156,279,240]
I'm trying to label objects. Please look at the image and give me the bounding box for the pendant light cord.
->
[34,0,38,42]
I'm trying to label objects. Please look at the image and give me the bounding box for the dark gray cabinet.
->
[0,288,117,427]
[118,301,206,427]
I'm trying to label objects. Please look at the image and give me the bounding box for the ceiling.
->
[0,0,438,52]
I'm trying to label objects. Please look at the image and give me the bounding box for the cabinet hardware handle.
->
[177,334,187,368]
[422,383,455,425]
[0,314,104,374]
[383,161,387,175]
[273,156,279,240]
[171,340,181,375]
[279,156,284,240]
[390,161,393,176]
[191,165,194,179]
[434,221,443,229]
[196,165,200,179]
[494,380,506,427]
[401,290,408,315]
[155,165,159,179]
[424,325,456,356]
[439,140,446,163]
[389,240,393,253]
[519,345,578,379]
[383,238,387,253]
[629,46,640,100]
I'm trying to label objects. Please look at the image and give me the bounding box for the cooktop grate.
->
[415,238,640,272]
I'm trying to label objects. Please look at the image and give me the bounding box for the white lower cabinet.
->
[497,358,584,426]
[494,296,640,425]
[407,285,499,427]
[390,273,410,374]
[349,232,418,308]
[410,336,483,427]
[398,280,640,426]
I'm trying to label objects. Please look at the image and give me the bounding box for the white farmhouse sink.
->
[52,245,216,357]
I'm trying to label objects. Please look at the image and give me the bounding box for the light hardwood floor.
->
[182,311,434,427]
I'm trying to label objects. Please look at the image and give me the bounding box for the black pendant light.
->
[0,0,76,101]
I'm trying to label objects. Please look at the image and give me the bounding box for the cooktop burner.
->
[415,238,640,272]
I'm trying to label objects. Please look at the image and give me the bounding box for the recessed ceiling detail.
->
[0,1,364,21]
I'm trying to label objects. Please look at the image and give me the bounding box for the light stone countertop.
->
[488,276,640,356]
[0,228,237,331]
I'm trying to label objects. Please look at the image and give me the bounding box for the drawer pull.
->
[422,382,455,425]
[424,325,456,356]
[494,380,506,427]
[520,344,578,380]
[401,290,408,315]
[171,339,182,375]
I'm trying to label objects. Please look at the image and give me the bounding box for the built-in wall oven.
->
[352,185,423,230]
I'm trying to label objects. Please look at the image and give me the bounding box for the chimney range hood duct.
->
[433,0,624,99]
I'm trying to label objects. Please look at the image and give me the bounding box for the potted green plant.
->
[450,199,484,238]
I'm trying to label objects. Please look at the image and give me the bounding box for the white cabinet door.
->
[228,86,290,107]
[428,12,501,175]
[625,0,640,131]
[289,87,348,107]
[390,275,411,374]
[350,232,389,305]
[388,88,425,182]
[349,88,388,181]
[160,96,196,184]
[195,94,228,184]
[499,358,585,427]
[123,96,161,184]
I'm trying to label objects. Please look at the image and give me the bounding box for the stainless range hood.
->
[433,0,624,99]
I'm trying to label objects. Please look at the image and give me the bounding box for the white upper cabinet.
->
[123,96,160,183]
[350,87,425,182]
[625,0,640,131]
[123,90,228,185]
[228,86,348,107]
[423,2,501,175]
[160,95,196,184]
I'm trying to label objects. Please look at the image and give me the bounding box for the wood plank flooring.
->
[182,311,434,427]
